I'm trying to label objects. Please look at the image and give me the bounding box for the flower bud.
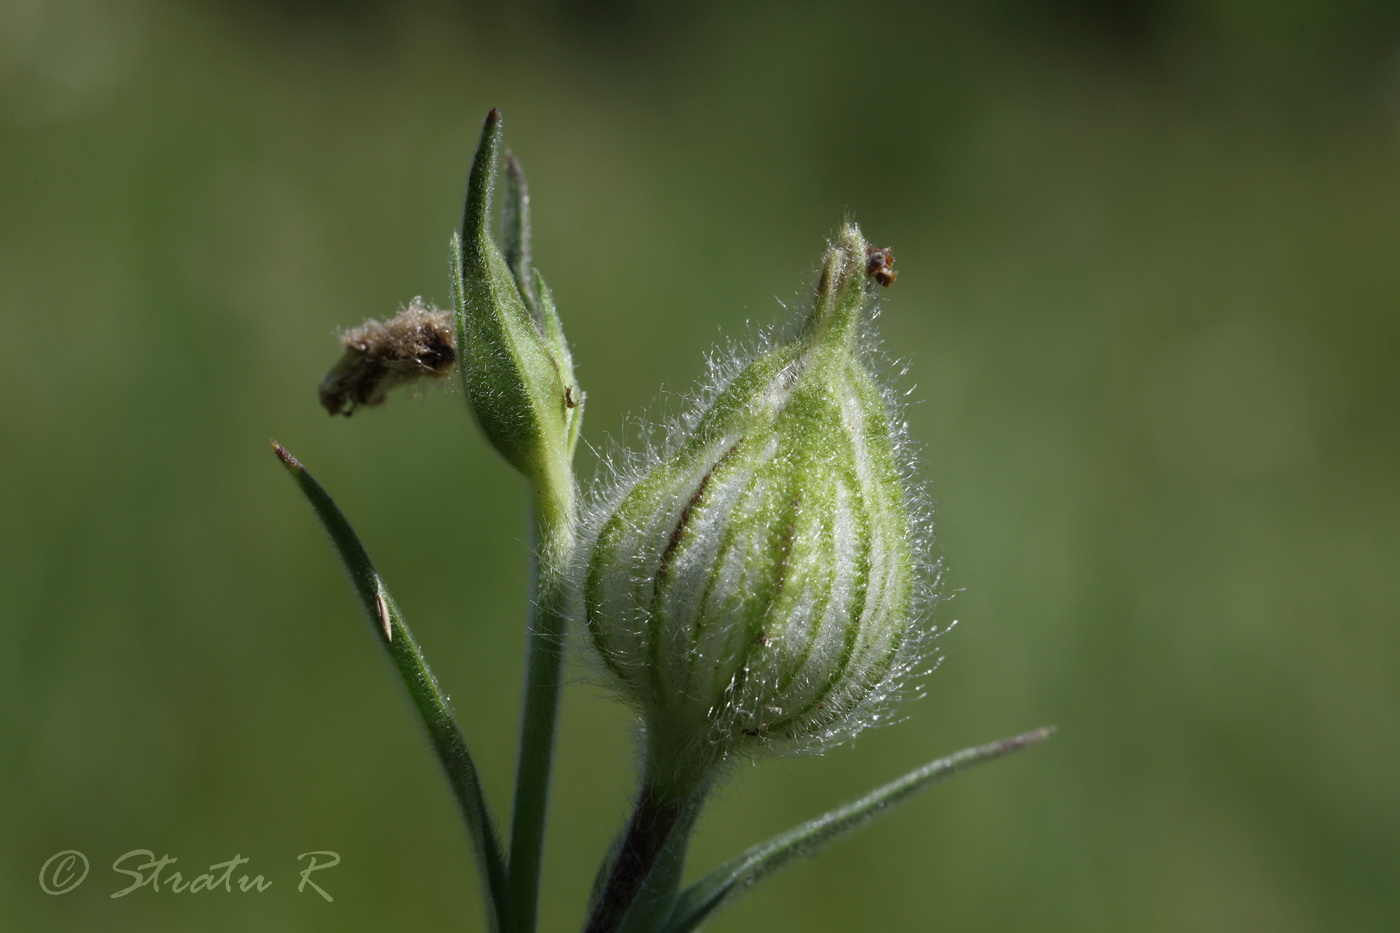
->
[583,224,927,786]
[453,109,582,491]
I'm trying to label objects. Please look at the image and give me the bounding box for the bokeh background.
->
[4,0,1399,930]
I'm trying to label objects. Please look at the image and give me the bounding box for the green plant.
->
[274,108,1051,933]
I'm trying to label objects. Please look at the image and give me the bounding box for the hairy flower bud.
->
[583,224,929,788]
[453,109,582,491]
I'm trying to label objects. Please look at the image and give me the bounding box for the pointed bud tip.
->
[464,110,507,240]
[809,223,887,348]
[481,108,504,142]
[825,224,872,280]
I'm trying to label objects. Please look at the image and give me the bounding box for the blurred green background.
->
[4,0,1399,930]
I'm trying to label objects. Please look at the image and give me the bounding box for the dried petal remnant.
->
[318,298,457,416]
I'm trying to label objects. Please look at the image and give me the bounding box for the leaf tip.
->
[271,440,301,471]
[1012,725,1056,751]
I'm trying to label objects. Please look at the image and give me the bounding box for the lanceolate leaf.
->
[272,442,514,933]
[660,727,1055,933]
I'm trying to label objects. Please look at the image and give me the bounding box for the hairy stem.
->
[585,779,705,933]
[509,480,576,933]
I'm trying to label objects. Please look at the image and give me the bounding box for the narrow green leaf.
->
[661,727,1055,933]
[272,441,514,933]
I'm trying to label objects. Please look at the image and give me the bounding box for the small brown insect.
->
[865,247,897,287]
[565,385,578,409]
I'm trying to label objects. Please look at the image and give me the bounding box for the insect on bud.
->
[583,224,929,789]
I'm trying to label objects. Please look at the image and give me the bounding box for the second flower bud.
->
[582,224,926,792]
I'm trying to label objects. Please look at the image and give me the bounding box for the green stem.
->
[509,479,576,933]
[584,775,708,933]
[612,787,706,933]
